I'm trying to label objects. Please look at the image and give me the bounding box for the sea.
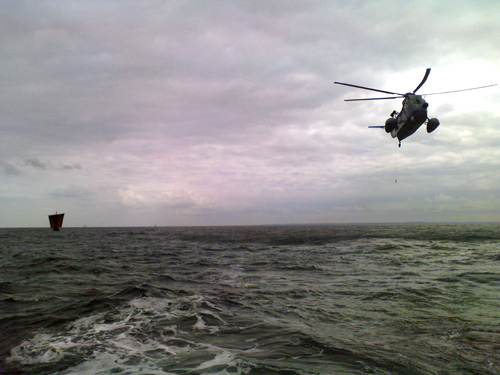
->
[1,224,500,375]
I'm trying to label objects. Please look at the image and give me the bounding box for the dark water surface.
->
[1,224,500,374]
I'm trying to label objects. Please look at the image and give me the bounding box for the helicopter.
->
[335,68,496,147]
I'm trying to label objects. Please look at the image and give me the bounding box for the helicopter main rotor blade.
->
[345,96,403,101]
[413,68,431,93]
[334,82,404,96]
[421,84,497,96]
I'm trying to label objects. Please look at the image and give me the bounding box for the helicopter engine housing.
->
[427,118,440,133]
[385,118,397,133]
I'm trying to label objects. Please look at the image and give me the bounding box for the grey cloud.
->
[50,186,92,199]
[25,158,48,169]
[62,163,82,170]
[1,162,22,176]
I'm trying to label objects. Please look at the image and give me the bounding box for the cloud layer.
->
[1,1,499,227]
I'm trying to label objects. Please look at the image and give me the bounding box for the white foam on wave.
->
[8,332,67,365]
[194,351,253,375]
[194,313,222,334]
[194,351,234,371]
[56,351,177,375]
[7,294,249,374]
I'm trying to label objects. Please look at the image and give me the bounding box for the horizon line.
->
[2,221,499,230]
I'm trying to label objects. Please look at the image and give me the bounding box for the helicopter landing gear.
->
[398,141,401,148]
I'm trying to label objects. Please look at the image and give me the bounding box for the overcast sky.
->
[1,0,499,227]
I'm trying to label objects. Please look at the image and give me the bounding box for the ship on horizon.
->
[48,212,64,231]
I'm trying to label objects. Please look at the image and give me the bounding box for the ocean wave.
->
[7,294,240,374]
[3,225,500,374]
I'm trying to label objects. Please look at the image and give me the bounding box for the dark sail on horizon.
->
[48,213,64,231]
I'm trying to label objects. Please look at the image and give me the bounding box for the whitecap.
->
[194,351,234,371]
[7,294,232,373]
[8,332,67,365]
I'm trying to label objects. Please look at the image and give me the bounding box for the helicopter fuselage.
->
[391,93,429,141]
